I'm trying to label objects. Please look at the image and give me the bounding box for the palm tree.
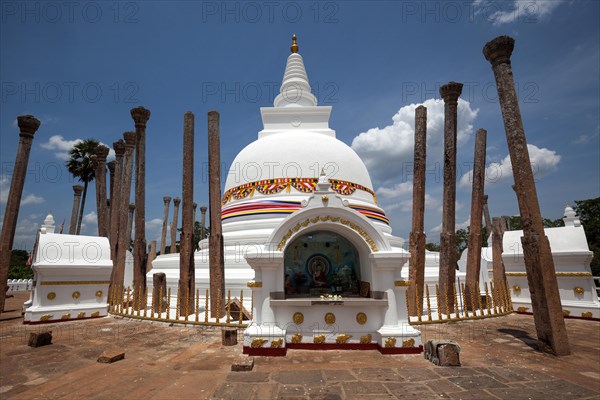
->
[66,139,100,235]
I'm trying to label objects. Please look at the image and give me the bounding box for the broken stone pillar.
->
[97,350,125,363]
[438,82,463,315]
[465,129,487,310]
[179,112,196,316]
[146,240,157,272]
[222,328,238,346]
[208,110,225,317]
[109,140,125,265]
[484,35,570,356]
[69,185,84,235]
[492,217,507,285]
[0,115,41,314]
[28,331,52,348]
[160,196,171,255]
[127,204,135,249]
[408,105,427,316]
[200,205,207,240]
[170,197,180,254]
[152,272,167,312]
[114,132,136,288]
[94,145,110,237]
[131,106,151,308]
[482,195,492,245]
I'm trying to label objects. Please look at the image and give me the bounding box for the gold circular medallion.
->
[324,312,336,325]
[356,312,367,325]
[292,312,304,325]
[72,291,81,299]
[47,292,56,300]
[95,290,103,298]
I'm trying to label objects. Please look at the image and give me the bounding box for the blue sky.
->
[1,0,599,250]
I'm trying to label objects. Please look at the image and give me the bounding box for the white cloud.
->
[145,218,164,246]
[376,181,413,199]
[21,193,45,205]
[430,216,471,234]
[572,128,599,145]
[474,0,564,25]
[83,211,98,224]
[351,98,478,183]
[0,177,44,205]
[40,134,115,161]
[458,144,561,188]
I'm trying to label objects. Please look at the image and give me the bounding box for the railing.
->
[407,280,513,325]
[108,285,253,328]
[7,279,33,291]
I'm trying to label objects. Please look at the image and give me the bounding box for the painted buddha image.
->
[308,255,330,287]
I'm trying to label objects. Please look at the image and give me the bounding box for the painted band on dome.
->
[222,178,377,205]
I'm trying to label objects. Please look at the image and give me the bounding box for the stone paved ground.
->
[1,292,599,399]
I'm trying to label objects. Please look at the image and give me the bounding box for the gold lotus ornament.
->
[291,333,303,343]
[47,292,56,300]
[293,312,304,325]
[581,311,593,319]
[562,309,571,317]
[61,313,71,320]
[356,312,367,325]
[271,338,283,348]
[384,337,396,348]
[72,291,81,299]
[91,311,100,317]
[324,312,336,325]
[314,335,326,344]
[517,306,529,312]
[40,314,53,321]
[360,334,372,344]
[95,290,103,298]
[573,287,584,295]
[402,338,415,348]
[77,312,86,318]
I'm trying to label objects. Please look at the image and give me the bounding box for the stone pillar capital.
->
[193,202,197,210]
[173,197,181,206]
[73,185,84,195]
[17,115,41,138]
[439,82,463,104]
[123,131,136,148]
[200,206,207,213]
[95,145,110,162]
[483,35,514,68]
[107,160,116,172]
[113,140,126,158]
[163,196,172,204]
[128,203,136,211]
[130,106,151,127]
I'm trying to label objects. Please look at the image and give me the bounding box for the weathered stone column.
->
[94,145,110,237]
[179,112,196,315]
[146,240,157,272]
[127,203,135,249]
[438,82,463,315]
[131,106,151,306]
[208,110,225,317]
[491,217,507,285]
[69,185,84,235]
[465,129,487,309]
[408,105,427,316]
[114,132,136,288]
[170,197,181,253]
[484,35,570,355]
[109,141,125,261]
[482,195,492,245]
[200,205,207,240]
[0,115,41,313]
[160,196,171,254]
[107,160,116,238]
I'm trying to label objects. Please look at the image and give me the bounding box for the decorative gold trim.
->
[324,312,336,325]
[91,311,100,317]
[251,338,268,348]
[292,312,304,325]
[41,281,110,286]
[402,338,415,348]
[271,338,283,348]
[40,314,53,321]
[313,334,326,344]
[356,312,367,325]
[394,280,411,287]
[336,334,352,344]
[517,306,529,312]
[384,337,396,348]
[562,309,571,316]
[61,313,71,320]
[47,292,56,300]
[72,291,81,299]
[291,333,303,343]
[512,285,521,294]
[276,215,379,252]
[573,287,584,295]
[77,312,86,318]
[246,281,263,288]
[95,290,103,298]
[321,195,329,202]
[506,272,592,277]
[360,334,372,344]
[581,311,593,318]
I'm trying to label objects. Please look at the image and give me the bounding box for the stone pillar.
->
[94,145,110,237]
[160,196,171,254]
[193,202,197,227]
[208,110,225,317]
[131,106,151,306]
[107,161,116,238]
[408,105,427,316]
[147,240,157,272]
[0,115,41,313]
[464,129,487,309]
[179,112,195,315]
[484,35,570,356]
[69,185,84,235]
[170,197,181,253]
[109,141,125,262]
[114,132,136,288]
[492,217,507,285]
[482,195,492,245]
[200,205,207,240]
[438,82,463,315]
[127,203,135,250]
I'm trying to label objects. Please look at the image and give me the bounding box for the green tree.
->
[574,197,600,277]
[8,250,33,279]
[425,243,440,252]
[66,139,100,235]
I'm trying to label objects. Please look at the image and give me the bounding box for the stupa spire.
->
[274,35,317,108]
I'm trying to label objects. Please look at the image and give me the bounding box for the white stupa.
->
[149,36,422,355]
